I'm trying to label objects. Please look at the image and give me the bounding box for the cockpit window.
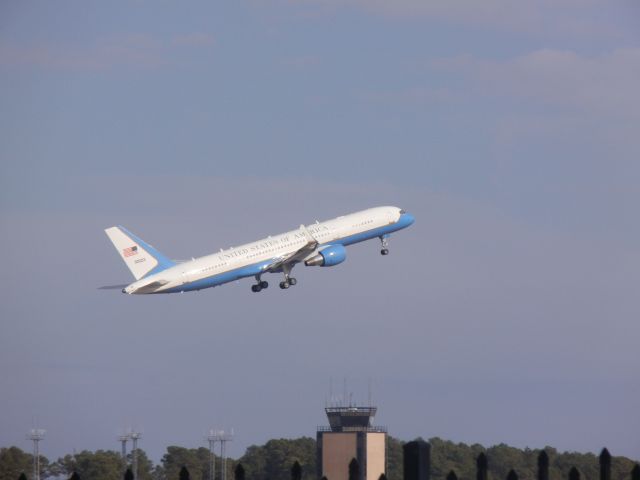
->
[399,209,406,214]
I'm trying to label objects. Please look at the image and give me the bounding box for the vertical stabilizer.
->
[104,226,176,280]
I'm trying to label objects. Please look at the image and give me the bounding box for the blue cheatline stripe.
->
[157,213,415,294]
[161,260,272,293]
[118,226,177,277]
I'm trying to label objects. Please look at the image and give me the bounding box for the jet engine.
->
[304,244,346,267]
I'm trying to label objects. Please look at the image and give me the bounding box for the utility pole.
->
[130,431,142,480]
[28,429,45,480]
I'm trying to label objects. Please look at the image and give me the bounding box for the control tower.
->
[317,405,386,480]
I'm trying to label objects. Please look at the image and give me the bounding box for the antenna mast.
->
[28,429,45,480]
[343,378,347,407]
[329,377,333,406]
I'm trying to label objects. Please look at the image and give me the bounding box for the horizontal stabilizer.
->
[97,284,129,290]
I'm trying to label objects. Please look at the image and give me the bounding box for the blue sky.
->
[1,0,639,463]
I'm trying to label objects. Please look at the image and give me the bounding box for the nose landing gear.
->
[380,234,390,255]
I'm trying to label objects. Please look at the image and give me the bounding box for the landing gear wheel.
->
[288,277,297,286]
[260,281,269,289]
[279,281,290,289]
[251,284,262,292]
[381,248,389,255]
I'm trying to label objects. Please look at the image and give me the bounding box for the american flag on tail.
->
[123,246,138,257]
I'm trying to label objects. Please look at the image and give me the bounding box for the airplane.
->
[104,206,415,294]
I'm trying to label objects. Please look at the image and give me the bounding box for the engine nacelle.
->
[305,244,346,267]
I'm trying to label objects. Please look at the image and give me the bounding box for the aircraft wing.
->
[263,224,318,273]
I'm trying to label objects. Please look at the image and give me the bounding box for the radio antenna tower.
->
[130,431,142,480]
[118,433,130,470]
[27,429,46,480]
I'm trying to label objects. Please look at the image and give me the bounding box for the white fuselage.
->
[122,206,414,294]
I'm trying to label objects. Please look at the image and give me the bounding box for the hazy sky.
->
[1,0,639,464]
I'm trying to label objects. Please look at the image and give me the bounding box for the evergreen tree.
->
[600,449,611,480]
[569,467,580,480]
[179,466,190,480]
[538,451,549,480]
[291,461,302,480]
[348,459,359,480]
[477,453,488,480]
[235,464,246,480]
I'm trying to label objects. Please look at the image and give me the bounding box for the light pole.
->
[28,429,46,480]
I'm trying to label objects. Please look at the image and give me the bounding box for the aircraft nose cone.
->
[121,288,126,294]
[401,212,415,227]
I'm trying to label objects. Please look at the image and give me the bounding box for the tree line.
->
[0,437,637,480]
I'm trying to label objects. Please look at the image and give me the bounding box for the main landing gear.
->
[251,275,269,293]
[380,234,390,255]
[279,277,297,289]
[279,264,297,289]
[251,266,298,292]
